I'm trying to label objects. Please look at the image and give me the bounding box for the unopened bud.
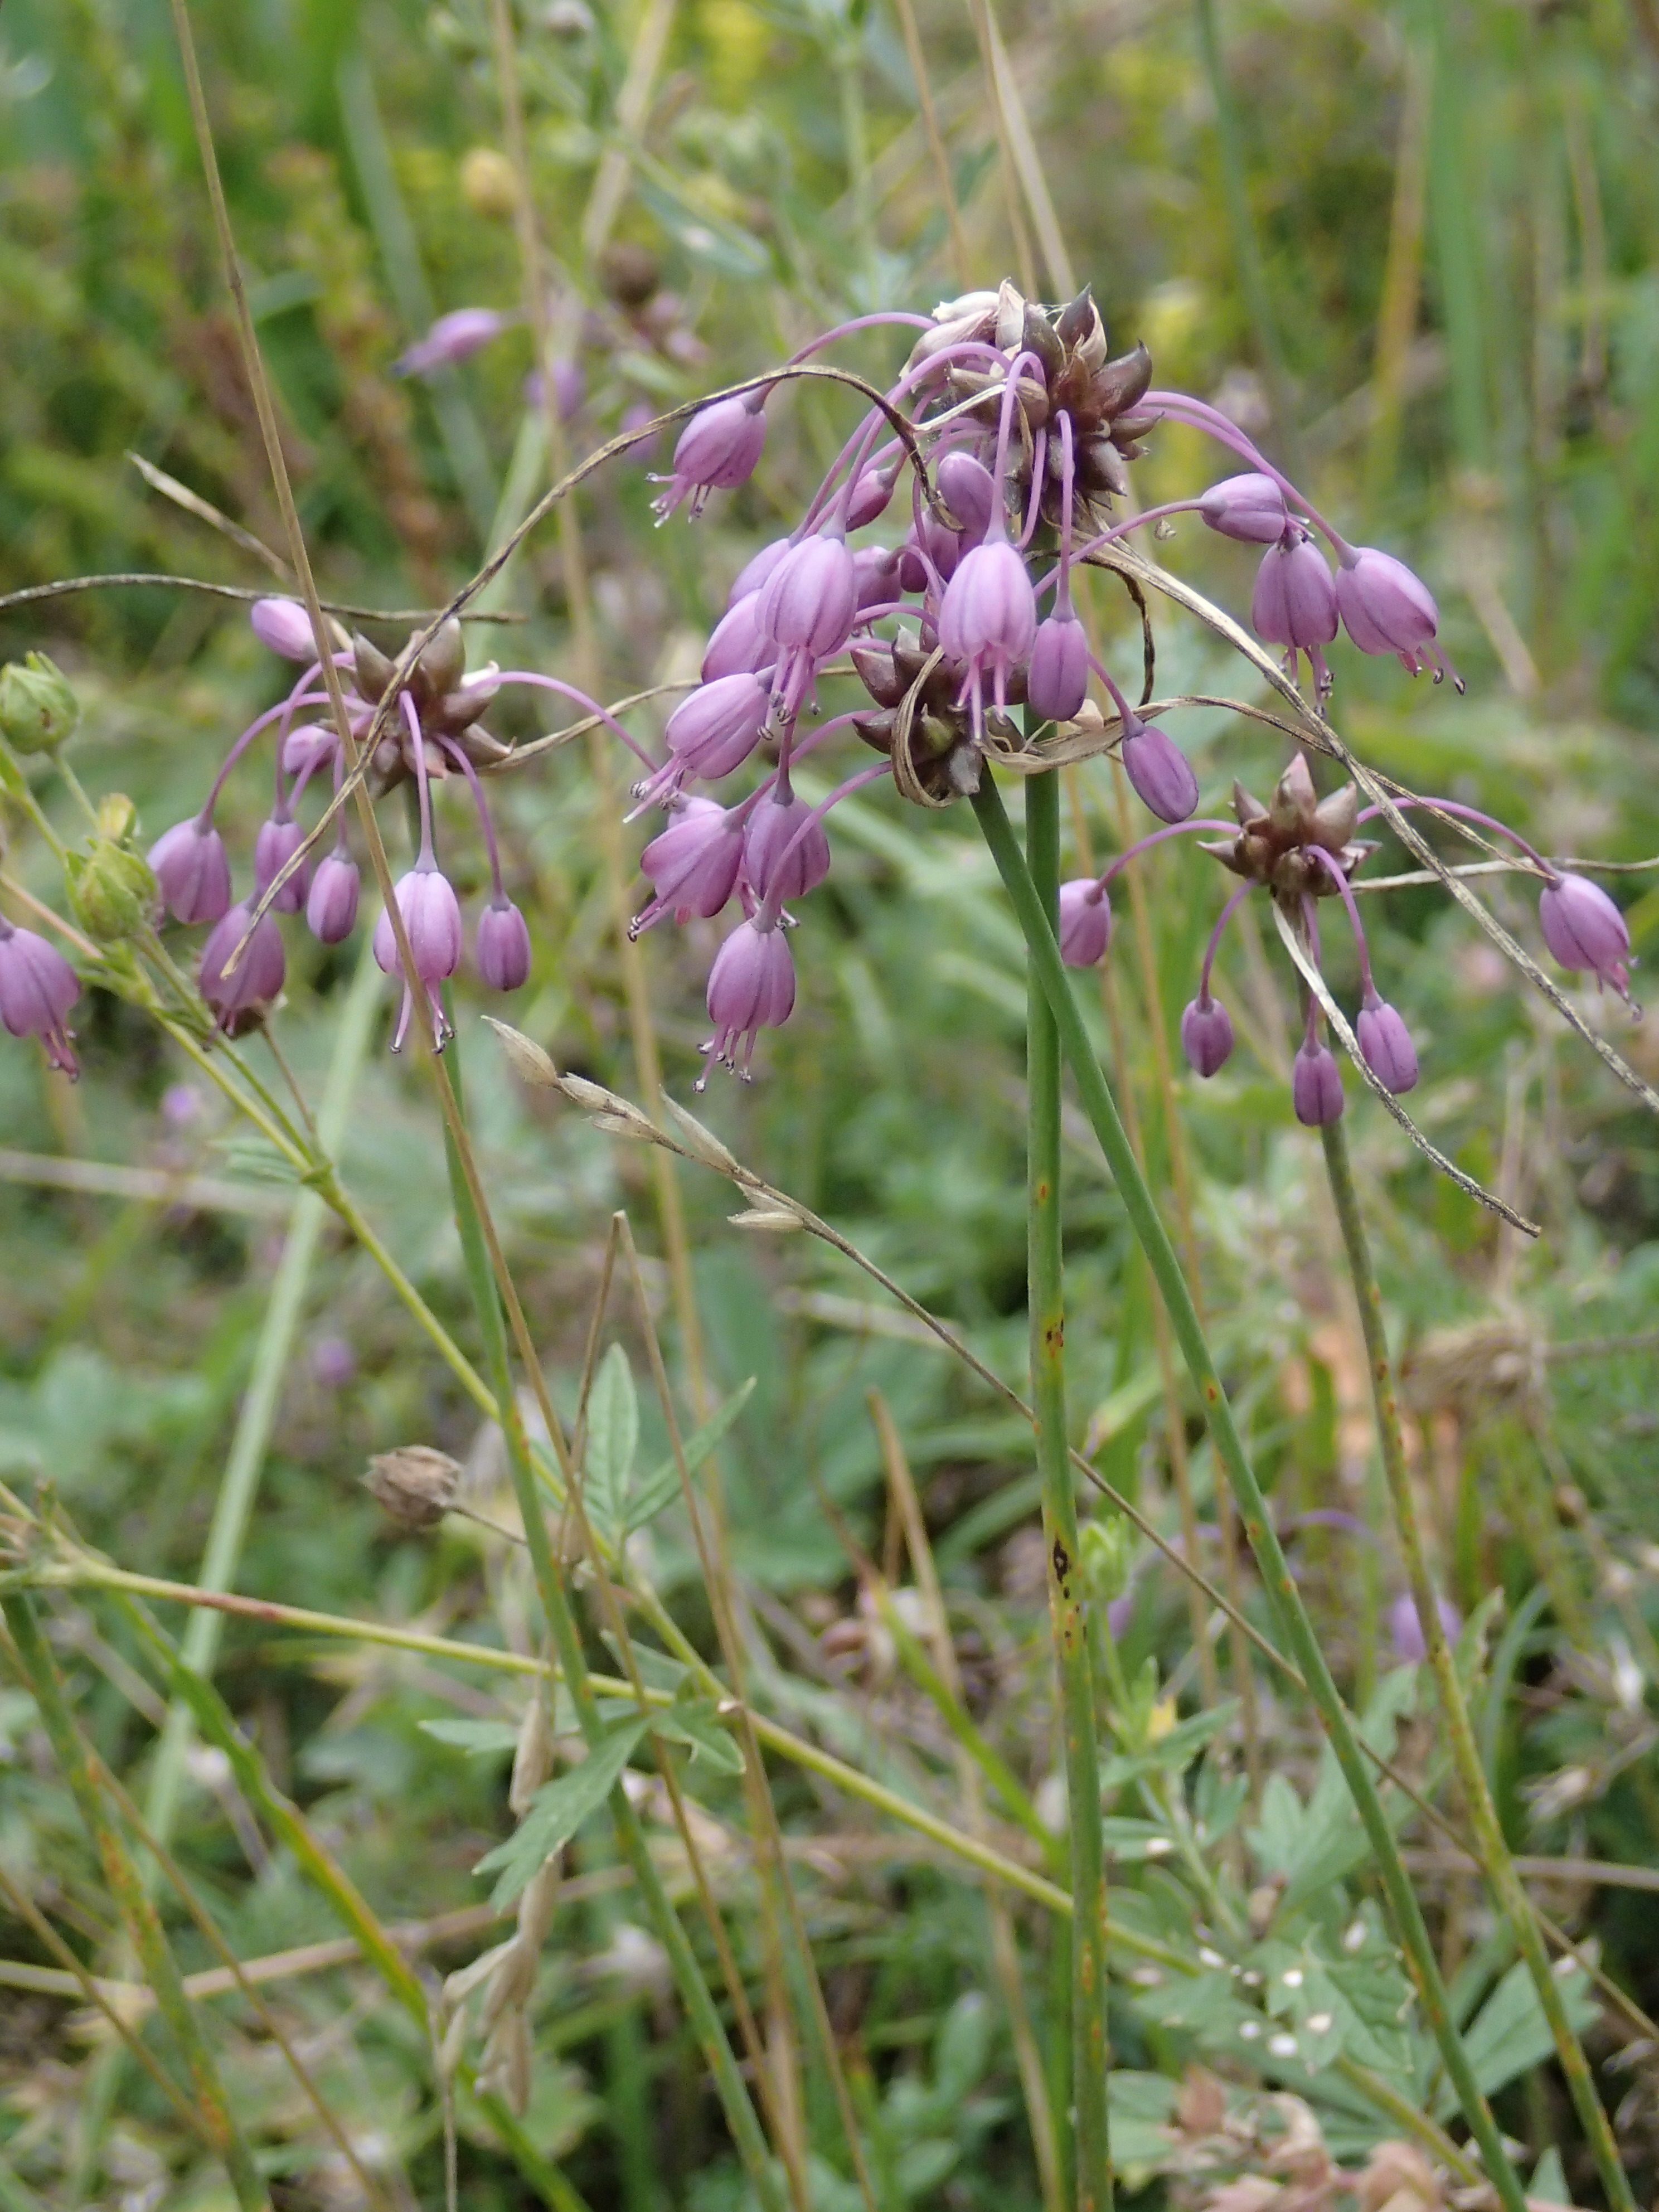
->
[0,652,79,755]
[460,147,520,219]
[69,829,156,945]
[365,1445,462,1530]
[1079,1517,1133,1604]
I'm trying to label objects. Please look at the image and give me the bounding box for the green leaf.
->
[419,1717,520,1757]
[1434,1957,1598,2113]
[650,1693,745,1776]
[625,1375,758,1533]
[473,1715,648,1908]
[1099,1701,1236,1791]
[583,1343,638,1545]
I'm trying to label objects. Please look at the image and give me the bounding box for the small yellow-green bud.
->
[68,835,156,944]
[0,653,79,755]
[1079,1516,1133,1606]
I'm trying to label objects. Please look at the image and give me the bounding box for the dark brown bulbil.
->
[1200,751,1373,909]
[351,617,512,795]
[850,626,1023,802]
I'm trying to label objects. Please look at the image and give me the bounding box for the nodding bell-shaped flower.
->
[701,593,775,682]
[149,816,232,925]
[664,672,772,783]
[728,537,791,607]
[1539,872,1632,999]
[633,797,743,932]
[852,544,900,612]
[758,529,858,715]
[393,307,511,379]
[1120,720,1199,825]
[1198,473,1289,546]
[1027,611,1091,725]
[1058,879,1110,967]
[1292,1037,1345,1126]
[741,791,831,903]
[282,724,337,777]
[200,901,286,1031]
[653,392,767,521]
[938,539,1036,733]
[305,851,361,945]
[1253,526,1338,690]
[1356,995,1419,1094]
[845,463,898,531]
[476,898,533,993]
[0,918,80,1077]
[699,917,796,1085]
[1336,548,1460,688]
[251,596,321,662]
[373,866,463,1051]
[1180,992,1235,1078]
[254,814,312,914]
[934,452,997,546]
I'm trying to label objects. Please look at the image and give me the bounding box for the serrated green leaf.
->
[649,1693,745,1775]
[473,1715,647,1908]
[419,1717,521,1756]
[1099,1701,1236,1791]
[1434,1957,1598,2114]
[625,1375,758,1533]
[583,1343,638,1545]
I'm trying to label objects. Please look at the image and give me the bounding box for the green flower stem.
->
[1319,1113,1636,2212]
[2,1597,267,2212]
[143,933,382,1853]
[970,771,1529,2212]
[438,1030,786,2212]
[1026,768,1113,2212]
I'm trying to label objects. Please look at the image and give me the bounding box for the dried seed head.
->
[365,1445,462,1529]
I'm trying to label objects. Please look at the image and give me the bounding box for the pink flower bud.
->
[373,867,463,986]
[757,532,857,661]
[701,918,797,1081]
[1120,723,1199,824]
[938,541,1036,688]
[523,358,584,420]
[742,792,831,903]
[1027,612,1090,724]
[653,393,767,520]
[305,851,360,945]
[852,544,900,612]
[634,798,743,929]
[1253,528,1338,653]
[1058,879,1110,967]
[200,901,287,1027]
[0,918,80,1078]
[1539,874,1631,997]
[664,673,772,781]
[393,307,511,378]
[1197,473,1288,545]
[477,899,533,992]
[701,594,775,682]
[1356,997,1419,1093]
[728,537,791,607]
[254,816,312,914]
[250,596,319,661]
[149,817,232,925]
[1292,1039,1345,1126]
[282,724,337,777]
[1389,1589,1462,1663]
[845,465,896,530]
[934,452,997,546]
[1335,548,1457,684]
[1180,993,1234,1078]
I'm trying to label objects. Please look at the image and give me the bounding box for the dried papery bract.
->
[364,1446,462,1530]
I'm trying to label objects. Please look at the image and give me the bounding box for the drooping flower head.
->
[0,918,80,1076]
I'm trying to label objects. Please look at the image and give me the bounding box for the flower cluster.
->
[629,277,1631,1100]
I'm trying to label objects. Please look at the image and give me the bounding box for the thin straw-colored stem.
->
[971,770,1530,2212]
[1318,1113,1636,2212]
[1026,769,1113,2212]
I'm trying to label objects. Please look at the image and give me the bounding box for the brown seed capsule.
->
[365,1445,462,1530]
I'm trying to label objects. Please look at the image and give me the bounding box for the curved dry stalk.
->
[0,573,520,623]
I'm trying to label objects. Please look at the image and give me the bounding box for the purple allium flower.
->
[1120,722,1199,824]
[250,596,320,662]
[701,594,775,682]
[373,867,463,1050]
[664,673,772,783]
[934,451,997,546]
[282,724,337,777]
[311,1335,356,1389]
[1389,1588,1461,1664]
[1335,548,1458,686]
[305,851,361,945]
[200,901,286,1029]
[1180,993,1235,1078]
[1356,996,1419,1094]
[149,816,233,925]
[476,898,533,993]
[1027,612,1090,725]
[1539,874,1632,998]
[700,917,795,1083]
[0,918,80,1077]
[742,791,831,903]
[653,392,767,521]
[852,544,901,612]
[1292,1038,1345,1126]
[1253,526,1338,683]
[1058,878,1110,967]
[254,814,312,914]
[938,539,1036,730]
[393,307,511,378]
[635,797,744,929]
[757,530,858,710]
[728,537,792,607]
[523,357,584,420]
[1198,473,1289,545]
[845,464,897,530]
